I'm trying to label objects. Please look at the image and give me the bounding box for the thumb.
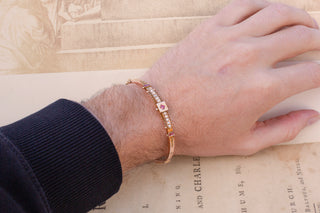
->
[250,110,320,151]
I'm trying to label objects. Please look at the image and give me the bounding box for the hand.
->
[142,0,320,157]
[84,0,320,173]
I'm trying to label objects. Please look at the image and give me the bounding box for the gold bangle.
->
[126,79,175,164]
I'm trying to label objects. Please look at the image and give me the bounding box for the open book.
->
[0,68,320,212]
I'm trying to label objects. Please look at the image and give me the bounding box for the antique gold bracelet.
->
[126,79,175,164]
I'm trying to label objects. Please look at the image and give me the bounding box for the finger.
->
[235,3,318,37]
[249,110,319,152]
[214,0,269,26]
[261,25,320,64]
[271,62,320,101]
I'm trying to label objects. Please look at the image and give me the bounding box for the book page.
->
[92,143,320,213]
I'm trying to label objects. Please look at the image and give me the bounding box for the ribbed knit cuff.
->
[1,99,122,213]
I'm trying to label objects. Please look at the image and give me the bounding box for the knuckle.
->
[283,115,301,142]
[231,42,259,64]
[291,25,314,41]
[258,84,276,100]
[269,3,291,17]
[244,74,277,102]
[284,128,299,142]
[192,19,225,42]
[255,73,275,90]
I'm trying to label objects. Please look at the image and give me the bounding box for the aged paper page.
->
[0,1,320,75]
[91,143,320,213]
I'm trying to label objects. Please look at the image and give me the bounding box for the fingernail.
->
[313,18,319,29]
[308,115,320,126]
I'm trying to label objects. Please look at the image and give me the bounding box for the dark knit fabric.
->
[0,99,122,213]
[0,132,51,213]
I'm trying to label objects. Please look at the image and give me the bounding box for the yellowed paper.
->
[89,143,320,213]
[1,0,320,75]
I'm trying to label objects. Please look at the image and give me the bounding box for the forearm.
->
[82,84,168,173]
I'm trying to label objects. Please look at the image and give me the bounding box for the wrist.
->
[82,84,168,173]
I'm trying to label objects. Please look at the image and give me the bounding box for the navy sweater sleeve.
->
[0,99,123,213]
